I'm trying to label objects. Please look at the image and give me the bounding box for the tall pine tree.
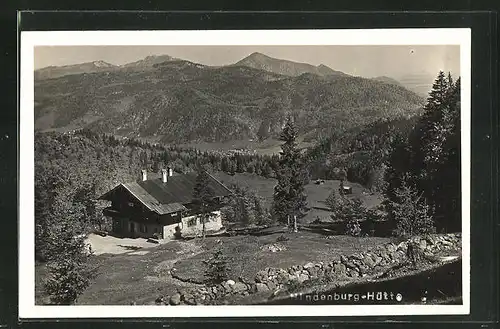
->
[192,165,217,239]
[272,116,309,226]
[384,71,461,233]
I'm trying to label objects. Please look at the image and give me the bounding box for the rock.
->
[255,270,268,283]
[155,295,167,305]
[182,293,197,305]
[169,293,181,305]
[418,239,427,250]
[226,279,236,286]
[373,256,383,265]
[345,260,358,270]
[397,241,408,251]
[256,283,269,292]
[386,243,397,253]
[266,281,277,290]
[363,255,375,268]
[303,262,315,269]
[340,255,348,264]
[334,263,347,276]
[277,271,290,284]
[351,253,364,260]
[349,269,360,277]
[297,273,309,283]
[232,282,247,294]
[306,266,319,278]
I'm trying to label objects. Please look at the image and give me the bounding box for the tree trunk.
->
[287,215,290,228]
[293,215,298,233]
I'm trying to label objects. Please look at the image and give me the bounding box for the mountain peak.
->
[122,54,175,68]
[235,53,346,77]
[92,60,114,68]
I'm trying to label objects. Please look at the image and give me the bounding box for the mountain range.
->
[34,53,426,144]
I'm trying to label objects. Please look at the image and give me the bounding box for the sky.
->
[34,45,460,79]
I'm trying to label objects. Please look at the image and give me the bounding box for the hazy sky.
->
[34,45,460,79]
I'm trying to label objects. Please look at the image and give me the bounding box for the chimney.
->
[141,169,147,181]
[168,167,173,177]
[161,168,168,183]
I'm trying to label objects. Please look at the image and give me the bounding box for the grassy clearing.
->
[35,232,391,305]
[165,231,391,285]
[214,172,383,223]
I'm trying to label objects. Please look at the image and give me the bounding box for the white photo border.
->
[19,28,471,319]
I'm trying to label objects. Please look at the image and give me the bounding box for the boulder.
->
[333,263,347,276]
[255,270,268,283]
[256,283,270,292]
[169,293,181,306]
[297,273,309,283]
[232,282,247,294]
[226,279,236,286]
[386,243,397,253]
[363,255,375,268]
[303,262,315,269]
[306,266,320,278]
[266,280,277,290]
[182,293,197,305]
[418,239,427,250]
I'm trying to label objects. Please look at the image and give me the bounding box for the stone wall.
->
[160,233,461,306]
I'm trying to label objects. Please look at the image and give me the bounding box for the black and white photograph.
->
[19,29,471,318]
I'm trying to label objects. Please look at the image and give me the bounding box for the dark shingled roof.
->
[99,172,232,215]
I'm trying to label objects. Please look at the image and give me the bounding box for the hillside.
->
[34,58,425,144]
[371,76,403,87]
[34,61,117,80]
[235,52,347,77]
[121,54,177,69]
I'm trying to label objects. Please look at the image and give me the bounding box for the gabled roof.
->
[99,172,232,215]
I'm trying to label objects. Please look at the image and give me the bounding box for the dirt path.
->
[85,234,158,255]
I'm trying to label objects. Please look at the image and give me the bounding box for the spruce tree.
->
[192,165,217,239]
[272,116,309,226]
[44,201,96,305]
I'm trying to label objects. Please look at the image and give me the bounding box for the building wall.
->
[177,211,223,237]
[108,211,223,240]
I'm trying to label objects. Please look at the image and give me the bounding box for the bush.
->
[276,234,290,242]
[204,248,230,285]
[43,221,96,305]
[345,217,362,237]
[386,177,436,238]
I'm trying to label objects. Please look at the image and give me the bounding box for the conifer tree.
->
[44,200,96,305]
[192,165,217,239]
[272,116,309,226]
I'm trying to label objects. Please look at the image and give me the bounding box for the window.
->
[140,224,147,233]
[187,218,197,227]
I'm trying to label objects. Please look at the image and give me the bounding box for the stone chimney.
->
[141,169,147,181]
[168,167,173,177]
[161,168,168,183]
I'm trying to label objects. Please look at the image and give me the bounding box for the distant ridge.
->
[121,55,177,68]
[371,76,403,87]
[234,52,347,77]
[34,61,117,80]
